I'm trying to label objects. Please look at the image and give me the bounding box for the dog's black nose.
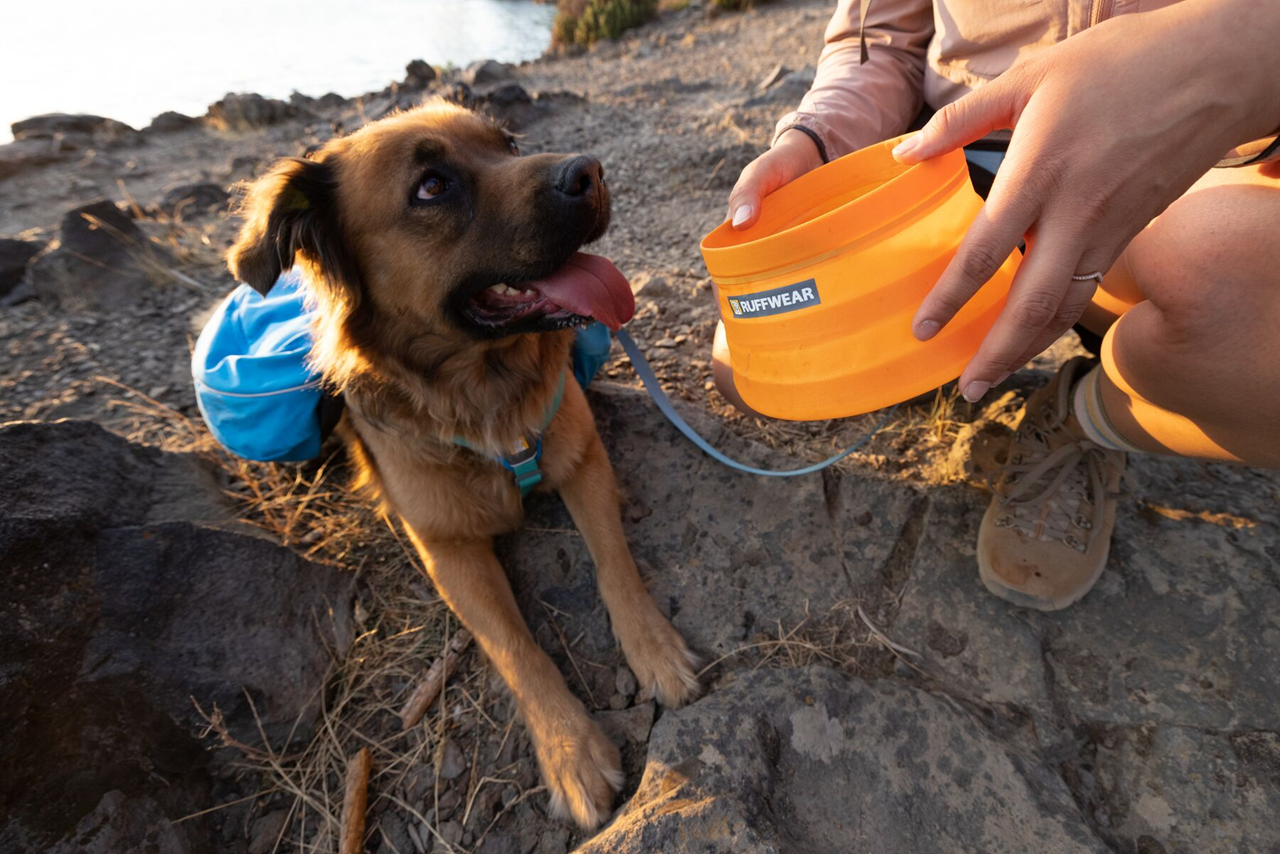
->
[554,155,604,198]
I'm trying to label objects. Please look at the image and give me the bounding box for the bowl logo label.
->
[727,279,821,319]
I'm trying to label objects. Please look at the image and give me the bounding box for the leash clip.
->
[499,434,544,495]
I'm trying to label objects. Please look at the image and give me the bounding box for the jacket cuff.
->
[772,114,832,164]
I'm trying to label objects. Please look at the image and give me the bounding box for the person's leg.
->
[1091,163,1280,466]
[711,309,763,417]
[979,162,1279,610]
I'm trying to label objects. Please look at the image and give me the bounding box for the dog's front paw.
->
[536,713,623,829]
[621,616,700,708]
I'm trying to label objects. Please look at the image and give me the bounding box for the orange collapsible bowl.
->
[700,135,1021,420]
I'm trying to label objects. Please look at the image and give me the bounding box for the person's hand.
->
[727,129,824,230]
[892,0,1280,402]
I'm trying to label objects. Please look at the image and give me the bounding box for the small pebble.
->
[615,665,638,698]
[438,739,467,780]
[439,820,464,847]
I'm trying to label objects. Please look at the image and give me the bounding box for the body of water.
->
[0,0,556,142]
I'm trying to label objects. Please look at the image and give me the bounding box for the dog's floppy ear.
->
[228,156,355,295]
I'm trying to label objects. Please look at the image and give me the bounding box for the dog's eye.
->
[507,138,520,156]
[416,173,449,201]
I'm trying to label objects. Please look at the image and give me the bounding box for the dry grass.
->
[892,385,967,446]
[696,597,920,683]
[694,382,975,487]
[97,384,542,854]
[116,177,230,272]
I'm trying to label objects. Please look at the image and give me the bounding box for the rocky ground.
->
[2,1,1279,853]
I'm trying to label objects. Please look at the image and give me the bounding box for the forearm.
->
[774,0,933,160]
[1155,0,1280,147]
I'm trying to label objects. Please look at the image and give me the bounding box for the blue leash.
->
[615,328,896,477]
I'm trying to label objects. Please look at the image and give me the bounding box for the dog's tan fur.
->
[227,101,697,828]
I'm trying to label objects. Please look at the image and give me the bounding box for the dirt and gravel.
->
[3,2,1279,853]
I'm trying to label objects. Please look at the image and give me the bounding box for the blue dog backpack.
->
[192,270,330,462]
[193,270,614,463]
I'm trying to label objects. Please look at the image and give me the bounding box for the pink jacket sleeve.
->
[773,0,934,161]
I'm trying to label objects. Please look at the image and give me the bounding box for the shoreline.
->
[1,46,552,148]
[0,0,558,145]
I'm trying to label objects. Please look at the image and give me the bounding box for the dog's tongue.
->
[528,252,634,331]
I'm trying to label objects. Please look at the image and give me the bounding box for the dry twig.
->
[855,604,922,660]
[339,747,372,854]
[399,629,473,729]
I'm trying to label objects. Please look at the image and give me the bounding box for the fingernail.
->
[913,318,941,341]
[731,204,752,228]
[994,370,1012,386]
[962,380,991,403]
[892,134,921,160]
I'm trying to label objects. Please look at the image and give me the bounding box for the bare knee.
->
[1125,182,1280,350]
[1110,179,1280,420]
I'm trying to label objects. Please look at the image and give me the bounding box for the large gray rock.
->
[1,113,140,182]
[206,92,303,131]
[46,792,190,854]
[404,58,438,88]
[315,92,348,111]
[463,59,517,87]
[507,382,924,667]
[155,181,231,218]
[891,463,1280,851]
[580,667,1110,853]
[146,110,200,134]
[0,420,355,853]
[480,84,541,130]
[450,84,579,132]
[10,113,143,149]
[0,236,42,297]
[893,474,1280,730]
[0,137,67,181]
[892,487,1051,710]
[1081,725,1280,853]
[25,199,174,308]
[505,382,1280,854]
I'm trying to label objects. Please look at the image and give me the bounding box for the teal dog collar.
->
[453,371,567,497]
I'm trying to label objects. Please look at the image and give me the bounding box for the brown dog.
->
[227,100,698,828]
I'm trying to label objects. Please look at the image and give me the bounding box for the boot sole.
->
[976,522,1110,612]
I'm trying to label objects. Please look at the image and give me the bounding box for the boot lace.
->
[988,362,1123,553]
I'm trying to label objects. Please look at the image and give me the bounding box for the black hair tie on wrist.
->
[783,125,830,164]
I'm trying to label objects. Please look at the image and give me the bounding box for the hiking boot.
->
[977,357,1127,611]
